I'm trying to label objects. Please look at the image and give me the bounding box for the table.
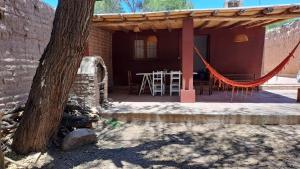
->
[136,72,198,96]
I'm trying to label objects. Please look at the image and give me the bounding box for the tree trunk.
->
[12,0,95,154]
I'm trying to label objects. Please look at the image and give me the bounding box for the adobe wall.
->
[0,0,54,111]
[263,20,300,77]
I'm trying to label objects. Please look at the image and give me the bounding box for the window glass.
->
[134,40,144,59]
[147,42,157,59]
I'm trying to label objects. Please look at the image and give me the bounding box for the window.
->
[134,40,144,59]
[147,40,157,59]
[133,35,157,59]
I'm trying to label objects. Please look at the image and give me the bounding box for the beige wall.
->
[87,26,113,88]
[0,0,54,111]
[263,20,300,77]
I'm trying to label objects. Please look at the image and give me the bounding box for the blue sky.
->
[43,0,300,10]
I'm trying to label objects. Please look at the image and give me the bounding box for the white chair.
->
[152,71,164,96]
[170,71,181,96]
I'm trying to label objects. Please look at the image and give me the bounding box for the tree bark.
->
[12,0,95,154]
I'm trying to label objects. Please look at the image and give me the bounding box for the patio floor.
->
[100,88,300,124]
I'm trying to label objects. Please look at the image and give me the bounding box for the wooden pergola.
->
[92,4,300,31]
[92,4,300,103]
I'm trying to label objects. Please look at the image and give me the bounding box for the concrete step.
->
[261,84,300,90]
[101,112,300,125]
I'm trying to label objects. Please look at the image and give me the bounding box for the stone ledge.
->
[101,113,300,125]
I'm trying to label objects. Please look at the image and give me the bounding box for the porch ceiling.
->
[92,4,300,31]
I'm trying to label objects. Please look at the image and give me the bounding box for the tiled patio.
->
[100,89,300,124]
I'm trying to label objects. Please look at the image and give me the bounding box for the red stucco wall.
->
[112,26,265,85]
[197,27,265,78]
[112,30,181,85]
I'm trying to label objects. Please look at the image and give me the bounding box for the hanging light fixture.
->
[234,33,249,43]
[147,35,158,44]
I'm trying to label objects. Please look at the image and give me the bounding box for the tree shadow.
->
[109,88,298,103]
[36,124,300,169]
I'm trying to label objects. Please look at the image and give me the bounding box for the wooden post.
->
[297,88,300,103]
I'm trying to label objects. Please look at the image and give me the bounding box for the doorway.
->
[194,35,209,81]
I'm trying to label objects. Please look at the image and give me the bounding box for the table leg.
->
[139,75,146,95]
[146,75,153,95]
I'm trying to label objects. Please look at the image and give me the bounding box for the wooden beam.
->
[166,21,172,32]
[246,20,279,28]
[118,26,129,33]
[212,10,219,16]
[197,21,210,29]
[236,9,246,16]
[151,25,157,32]
[211,21,230,29]
[289,6,300,13]
[245,20,268,28]
[119,14,126,21]
[227,20,253,29]
[260,19,286,27]
[133,25,140,32]
[164,11,170,19]
[189,11,195,17]
[262,7,274,15]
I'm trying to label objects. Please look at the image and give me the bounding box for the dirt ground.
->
[7,121,300,169]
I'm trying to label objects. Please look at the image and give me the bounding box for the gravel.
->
[7,122,300,169]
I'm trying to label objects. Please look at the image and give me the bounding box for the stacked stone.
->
[0,0,54,111]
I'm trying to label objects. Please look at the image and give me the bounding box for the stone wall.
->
[69,56,108,108]
[0,0,54,111]
[87,25,113,89]
[263,20,300,77]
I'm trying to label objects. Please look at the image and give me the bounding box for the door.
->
[194,35,209,81]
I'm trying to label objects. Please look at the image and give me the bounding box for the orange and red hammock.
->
[193,40,300,95]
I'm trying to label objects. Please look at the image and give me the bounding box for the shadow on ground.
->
[37,123,300,169]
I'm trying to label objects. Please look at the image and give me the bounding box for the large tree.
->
[142,0,193,12]
[123,0,143,13]
[122,0,193,13]
[12,0,96,154]
[94,0,123,14]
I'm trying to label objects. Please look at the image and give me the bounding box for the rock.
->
[62,129,97,151]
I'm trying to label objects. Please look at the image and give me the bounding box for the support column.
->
[180,18,195,103]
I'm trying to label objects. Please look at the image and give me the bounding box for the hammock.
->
[193,40,300,91]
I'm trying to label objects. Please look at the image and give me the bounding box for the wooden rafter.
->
[212,10,219,16]
[246,20,276,28]
[212,21,230,29]
[151,25,157,32]
[197,21,210,29]
[227,20,253,29]
[259,19,286,27]
[236,9,246,16]
[262,7,274,15]
[289,5,300,13]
